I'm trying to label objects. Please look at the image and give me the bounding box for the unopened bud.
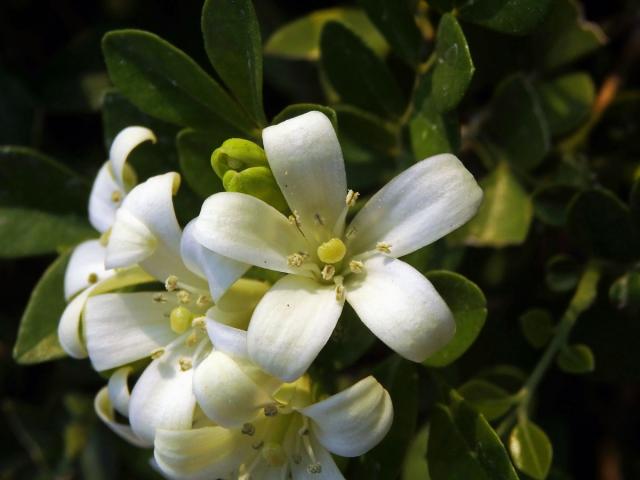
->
[222,167,288,213]
[211,138,268,178]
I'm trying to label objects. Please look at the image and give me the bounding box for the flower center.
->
[316,238,346,264]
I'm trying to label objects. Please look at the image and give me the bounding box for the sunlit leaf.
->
[458,379,517,421]
[509,419,553,479]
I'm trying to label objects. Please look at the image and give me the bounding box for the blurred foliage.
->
[1,0,640,479]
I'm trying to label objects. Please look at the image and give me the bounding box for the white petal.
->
[345,255,455,362]
[206,320,249,357]
[193,350,277,428]
[105,207,157,269]
[263,111,348,240]
[58,286,93,358]
[88,162,121,233]
[109,126,156,188]
[64,240,112,301]
[346,153,483,257]
[247,275,344,382]
[94,387,151,448]
[196,192,307,274]
[181,220,250,301]
[108,366,133,417]
[300,376,393,457]
[129,338,197,444]
[288,432,344,480]
[206,278,270,331]
[154,427,252,480]
[84,292,177,371]
[251,462,288,480]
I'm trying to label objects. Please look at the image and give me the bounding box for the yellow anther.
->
[185,332,198,347]
[335,283,345,302]
[170,306,193,334]
[111,190,122,203]
[241,423,256,436]
[87,272,98,284]
[307,463,322,474]
[165,275,178,292]
[191,316,206,329]
[263,404,279,417]
[349,260,364,274]
[287,252,307,267]
[176,290,191,304]
[262,442,287,467]
[321,265,335,281]
[376,242,392,254]
[150,348,165,360]
[152,293,167,303]
[317,238,347,264]
[196,295,211,307]
[345,189,359,207]
[178,358,192,371]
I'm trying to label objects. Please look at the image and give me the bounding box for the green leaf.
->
[459,0,552,35]
[356,0,422,66]
[424,271,487,367]
[402,425,430,480]
[176,129,226,199]
[321,21,406,117]
[609,272,640,310]
[545,255,580,292]
[532,0,606,71]
[352,356,418,479]
[451,162,533,247]
[13,250,71,364]
[568,188,640,261]
[430,14,475,112]
[485,74,550,170]
[410,103,460,159]
[272,103,338,130]
[0,208,94,258]
[532,184,578,226]
[557,343,595,374]
[201,0,265,126]
[537,72,595,135]
[458,379,517,421]
[519,309,554,349]
[335,105,398,156]
[102,29,256,135]
[264,7,388,61]
[428,391,519,480]
[509,419,553,480]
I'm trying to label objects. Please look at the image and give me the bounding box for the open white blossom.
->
[194,111,483,381]
[155,320,393,480]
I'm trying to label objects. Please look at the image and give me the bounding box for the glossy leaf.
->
[176,129,226,199]
[410,102,460,159]
[356,0,422,66]
[509,419,553,480]
[458,379,516,421]
[451,162,533,247]
[102,29,256,135]
[557,343,595,374]
[537,72,594,135]
[424,271,487,367]
[519,309,554,349]
[264,7,388,61]
[335,105,398,156]
[352,356,418,479]
[532,0,606,71]
[428,391,519,480]
[485,74,550,170]
[202,0,265,126]
[321,21,405,117]
[272,103,337,129]
[13,250,71,364]
[402,425,430,480]
[460,0,552,35]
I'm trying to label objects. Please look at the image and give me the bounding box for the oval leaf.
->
[537,72,595,136]
[509,419,553,480]
[458,379,517,421]
[519,309,554,349]
[176,129,226,199]
[557,343,595,374]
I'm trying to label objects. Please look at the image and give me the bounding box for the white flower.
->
[58,126,157,358]
[194,111,483,381]
[154,321,393,480]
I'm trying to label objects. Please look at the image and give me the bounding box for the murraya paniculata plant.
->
[4,0,640,478]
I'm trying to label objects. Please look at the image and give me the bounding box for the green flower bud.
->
[211,138,268,179]
[222,167,288,213]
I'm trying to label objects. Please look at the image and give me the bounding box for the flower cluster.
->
[58,111,482,479]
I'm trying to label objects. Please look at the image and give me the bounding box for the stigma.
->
[317,238,347,264]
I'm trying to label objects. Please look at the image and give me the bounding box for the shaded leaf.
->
[410,102,460,159]
[264,7,388,61]
[424,271,487,367]
[102,29,256,135]
[321,21,405,117]
[458,379,516,421]
[335,105,398,156]
[532,184,578,226]
[13,251,71,364]
[0,68,34,145]
[509,419,553,480]
[557,343,595,374]
[202,0,265,126]
[176,129,226,199]
[402,425,430,480]
[519,309,554,348]
[609,272,640,310]
[537,72,594,136]
[545,255,580,292]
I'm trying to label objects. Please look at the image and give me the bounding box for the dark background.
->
[1,0,639,478]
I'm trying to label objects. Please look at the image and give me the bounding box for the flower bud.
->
[222,166,288,213]
[211,138,268,178]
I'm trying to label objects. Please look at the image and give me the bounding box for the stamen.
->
[288,210,302,228]
[345,189,360,207]
[191,316,206,329]
[152,293,167,303]
[334,276,345,302]
[150,348,165,360]
[321,265,335,281]
[196,295,211,307]
[87,272,98,284]
[165,275,178,292]
[241,423,256,436]
[178,358,192,371]
[317,238,347,264]
[185,332,198,347]
[263,404,279,417]
[287,252,308,267]
[111,190,122,203]
[349,260,364,274]
[170,306,193,334]
[307,463,322,474]
[376,241,392,254]
[176,290,191,304]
